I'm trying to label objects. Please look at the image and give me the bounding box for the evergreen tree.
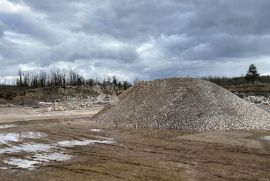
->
[245,64,260,84]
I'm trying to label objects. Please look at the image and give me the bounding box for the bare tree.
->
[18,70,23,88]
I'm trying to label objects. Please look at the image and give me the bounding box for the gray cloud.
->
[1,0,270,81]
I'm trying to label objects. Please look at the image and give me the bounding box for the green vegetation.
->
[204,64,270,93]
[204,64,269,86]
[245,64,260,84]
[224,83,270,93]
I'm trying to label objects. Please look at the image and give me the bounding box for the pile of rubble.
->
[37,101,93,112]
[37,93,119,112]
[244,96,270,105]
[93,78,270,131]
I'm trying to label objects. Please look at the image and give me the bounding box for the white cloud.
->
[0,0,29,13]
[1,0,270,81]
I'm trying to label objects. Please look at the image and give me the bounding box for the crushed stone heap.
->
[93,78,270,131]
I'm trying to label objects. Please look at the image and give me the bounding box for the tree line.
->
[12,68,132,90]
[205,75,270,86]
[204,64,270,86]
[0,64,268,92]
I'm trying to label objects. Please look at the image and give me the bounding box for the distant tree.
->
[39,72,47,88]
[245,64,260,84]
[112,76,118,86]
[31,74,39,88]
[76,75,84,86]
[87,78,95,87]
[12,68,133,93]
[24,72,30,88]
[123,81,131,90]
[18,70,23,88]
[106,76,111,86]
[117,82,123,90]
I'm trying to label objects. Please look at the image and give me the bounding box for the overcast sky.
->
[1,0,270,82]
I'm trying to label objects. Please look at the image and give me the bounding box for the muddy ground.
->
[0,106,270,180]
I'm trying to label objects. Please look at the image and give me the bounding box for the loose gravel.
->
[93,78,270,131]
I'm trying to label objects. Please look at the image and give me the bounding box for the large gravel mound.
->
[93,78,270,131]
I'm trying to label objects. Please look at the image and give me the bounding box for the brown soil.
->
[0,105,103,122]
[0,106,270,180]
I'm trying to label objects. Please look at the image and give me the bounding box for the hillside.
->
[224,83,270,94]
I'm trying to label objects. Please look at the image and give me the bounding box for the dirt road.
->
[0,105,103,122]
[0,105,270,180]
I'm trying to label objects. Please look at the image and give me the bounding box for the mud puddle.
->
[0,124,17,129]
[0,131,47,144]
[261,136,270,141]
[0,129,117,170]
[90,128,101,132]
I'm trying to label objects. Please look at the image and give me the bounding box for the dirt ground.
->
[0,105,104,122]
[0,105,270,180]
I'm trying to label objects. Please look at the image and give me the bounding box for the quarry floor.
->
[0,106,270,180]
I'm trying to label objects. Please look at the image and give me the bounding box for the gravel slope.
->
[93,78,270,131]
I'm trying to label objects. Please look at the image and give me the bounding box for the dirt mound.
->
[93,78,270,131]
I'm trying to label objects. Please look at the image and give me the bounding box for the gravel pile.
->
[93,78,270,131]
